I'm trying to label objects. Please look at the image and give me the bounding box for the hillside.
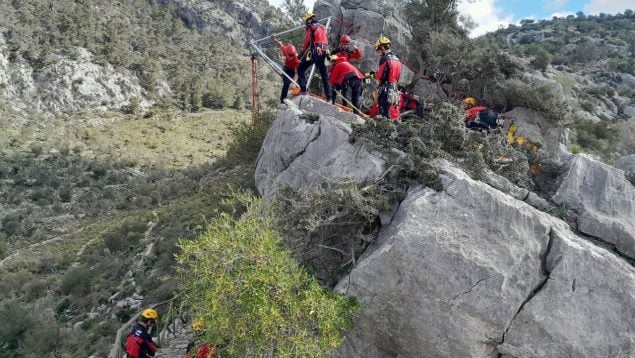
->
[0,0,284,114]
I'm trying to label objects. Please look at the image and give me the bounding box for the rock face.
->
[255,95,635,358]
[616,154,635,177]
[255,96,385,198]
[313,0,425,92]
[334,160,635,357]
[0,38,148,114]
[503,106,571,161]
[158,0,280,44]
[552,154,635,258]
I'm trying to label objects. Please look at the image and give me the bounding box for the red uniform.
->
[329,61,364,86]
[281,45,300,70]
[125,324,157,358]
[331,46,362,61]
[301,23,328,54]
[375,53,401,85]
[465,106,488,122]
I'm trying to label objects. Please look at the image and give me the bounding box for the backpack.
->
[477,109,499,128]
[125,333,141,358]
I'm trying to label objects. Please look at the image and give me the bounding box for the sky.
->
[267,0,633,37]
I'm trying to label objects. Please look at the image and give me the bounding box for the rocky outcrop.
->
[0,39,148,114]
[314,0,425,92]
[552,154,635,258]
[255,96,385,198]
[256,93,635,357]
[503,107,572,161]
[616,154,635,177]
[334,160,635,357]
[159,0,281,43]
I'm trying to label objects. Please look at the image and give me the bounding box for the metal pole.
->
[251,54,260,121]
[252,17,332,43]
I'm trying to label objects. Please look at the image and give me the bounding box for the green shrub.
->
[574,120,618,153]
[570,144,583,154]
[60,265,93,296]
[177,192,359,357]
[0,232,7,258]
[220,111,275,169]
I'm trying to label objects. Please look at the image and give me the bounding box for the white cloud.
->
[458,0,514,38]
[583,0,632,14]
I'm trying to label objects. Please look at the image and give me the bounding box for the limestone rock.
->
[335,160,635,357]
[503,107,572,162]
[497,227,635,357]
[255,96,384,198]
[616,154,635,176]
[553,154,635,258]
[335,162,554,357]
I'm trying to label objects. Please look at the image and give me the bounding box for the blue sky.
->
[268,0,633,37]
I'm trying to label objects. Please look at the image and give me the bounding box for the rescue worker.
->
[126,308,158,358]
[185,319,218,358]
[297,12,331,101]
[373,36,402,119]
[328,55,364,114]
[463,97,502,130]
[330,35,362,62]
[271,35,300,103]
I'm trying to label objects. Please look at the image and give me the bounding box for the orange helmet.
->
[340,35,351,45]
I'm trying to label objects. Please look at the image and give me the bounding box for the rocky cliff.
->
[255,95,635,357]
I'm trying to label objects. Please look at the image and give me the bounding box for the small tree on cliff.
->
[177,192,358,357]
[282,0,308,25]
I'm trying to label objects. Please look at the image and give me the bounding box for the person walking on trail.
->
[297,12,331,101]
[331,35,362,62]
[126,308,159,358]
[271,35,300,104]
[463,97,503,131]
[373,36,402,119]
[185,319,218,358]
[328,55,364,114]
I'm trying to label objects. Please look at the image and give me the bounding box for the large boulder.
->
[255,96,385,198]
[334,160,635,357]
[552,154,635,258]
[497,227,635,357]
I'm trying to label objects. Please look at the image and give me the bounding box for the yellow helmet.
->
[192,318,204,332]
[375,36,391,50]
[463,97,476,106]
[303,12,316,23]
[141,308,158,320]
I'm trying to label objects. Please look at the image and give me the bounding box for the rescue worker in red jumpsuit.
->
[297,12,331,101]
[463,97,502,130]
[330,35,362,62]
[272,35,300,103]
[374,36,402,119]
[126,308,158,358]
[328,55,365,114]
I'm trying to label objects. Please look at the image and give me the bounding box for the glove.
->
[364,71,376,78]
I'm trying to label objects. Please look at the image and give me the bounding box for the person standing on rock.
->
[331,35,362,62]
[271,35,301,104]
[328,54,364,114]
[126,308,159,358]
[374,36,402,119]
[297,12,331,101]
